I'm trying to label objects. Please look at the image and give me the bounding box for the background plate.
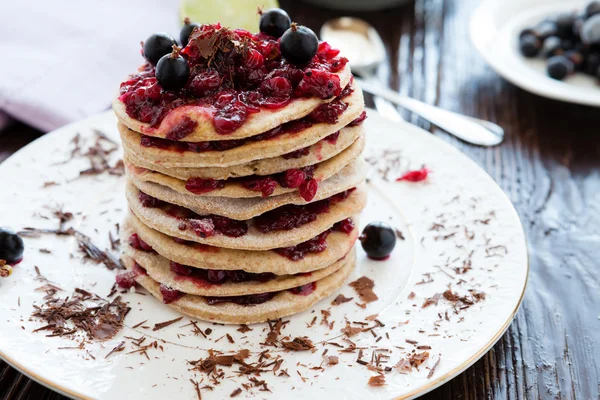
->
[0,110,527,399]
[470,0,600,106]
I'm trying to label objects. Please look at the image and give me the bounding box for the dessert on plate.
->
[113,9,367,324]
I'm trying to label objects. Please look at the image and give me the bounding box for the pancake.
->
[124,245,352,297]
[127,159,367,221]
[117,88,364,168]
[123,129,364,180]
[113,65,352,142]
[127,184,367,250]
[123,250,356,324]
[123,213,359,274]
[124,134,364,199]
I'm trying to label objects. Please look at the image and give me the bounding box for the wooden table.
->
[2,0,599,398]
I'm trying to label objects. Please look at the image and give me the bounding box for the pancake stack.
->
[113,24,367,324]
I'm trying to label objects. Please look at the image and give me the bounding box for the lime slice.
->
[179,0,280,33]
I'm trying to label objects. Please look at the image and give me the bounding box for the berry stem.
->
[290,22,298,32]
[183,17,191,25]
[170,44,182,59]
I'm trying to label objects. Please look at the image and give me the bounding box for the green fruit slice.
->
[179,0,280,33]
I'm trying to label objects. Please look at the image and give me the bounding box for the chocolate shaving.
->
[341,322,363,337]
[331,294,353,306]
[324,355,339,366]
[237,324,252,333]
[368,375,386,386]
[152,316,183,331]
[190,379,202,400]
[349,276,378,303]
[63,130,123,178]
[20,226,122,270]
[395,228,405,240]
[131,320,147,329]
[230,388,242,397]
[281,337,314,351]
[427,356,441,379]
[31,288,129,341]
[105,340,126,359]
[264,319,283,345]
[422,293,442,308]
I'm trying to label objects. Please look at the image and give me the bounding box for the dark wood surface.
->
[2,0,599,398]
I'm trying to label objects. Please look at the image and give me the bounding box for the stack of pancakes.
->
[114,65,367,324]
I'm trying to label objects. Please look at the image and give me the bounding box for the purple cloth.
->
[0,0,180,132]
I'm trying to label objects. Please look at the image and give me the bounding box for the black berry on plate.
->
[359,222,396,260]
[555,12,577,38]
[547,55,574,80]
[180,17,199,47]
[259,8,291,38]
[585,1,600,19]
[581,14,600,44]
[519,28,538,40]
[594,64,600,79]
[519,34,541,57]
[143,32,177,65]
[0,228,24,265]
[584,52,600,74]
[535,20,558,40]
[541,36,563,58]
[280,23,319,66]
[565,50,585,70]
[156,46,190,91]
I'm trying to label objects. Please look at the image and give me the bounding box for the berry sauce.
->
[182,165,318,199]
[348,110,367,127]
[136,85,352,154]
[160,284,185,304]
[288,281,317,296]
[170,261,276,285]
[119,24,348,134]
[128,233,155,252]
[206,292,276,306]
[115,262,148,289]
[204,281,318,306]
[275,217,356,261]
[137,188,355,239]
[254,188,355,233]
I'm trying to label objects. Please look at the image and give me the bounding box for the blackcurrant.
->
[519,28,537,40]
[180,18,199,47]
[534,20,558,40]
[0,228,24,265]
[143,32,177,65]
[359,222,396,261]
[156,46,190,91]
[259,8,291,38]
[555,12,577,38]
[547,55,574,80]
[519,34,541,58]
[585,1,600,19]
[581,14,600,45]
[540,36,563,58]
[565,50,585,70]
[280,23,319,66]
[584,52,600,74]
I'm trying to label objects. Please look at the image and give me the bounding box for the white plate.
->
[0,110,528,399]
[470,0,600,106]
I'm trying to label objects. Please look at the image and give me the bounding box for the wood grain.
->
[1,0,599,398]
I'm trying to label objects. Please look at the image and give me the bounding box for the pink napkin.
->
[0,0,180,132]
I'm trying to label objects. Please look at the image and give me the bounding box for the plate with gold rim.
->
[0,109,527,399]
